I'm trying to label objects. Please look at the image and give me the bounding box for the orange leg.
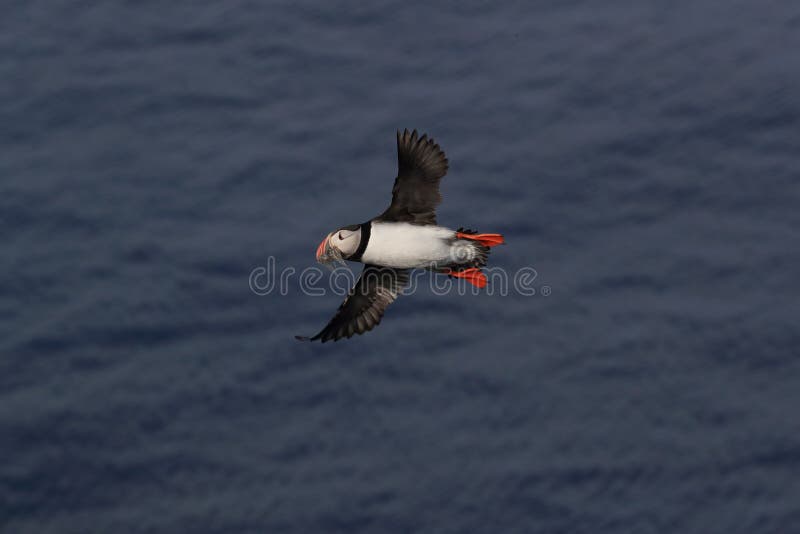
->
[456,232,505,247]
[444,267,488,288]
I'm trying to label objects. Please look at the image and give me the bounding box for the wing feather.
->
[297,265,409,342]
[375,129,448,225]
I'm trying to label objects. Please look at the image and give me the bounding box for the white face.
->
[330,227,361,256]
[317,226,362,264]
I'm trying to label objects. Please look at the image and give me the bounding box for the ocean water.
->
[2,1,800,533]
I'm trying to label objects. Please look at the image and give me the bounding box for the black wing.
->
[375,129,449,225]
[296,265,410,342]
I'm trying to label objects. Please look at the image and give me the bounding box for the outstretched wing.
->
[375,129,449,225]
[296,265,410,342]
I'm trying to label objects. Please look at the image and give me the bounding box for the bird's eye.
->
[338,232,344,240]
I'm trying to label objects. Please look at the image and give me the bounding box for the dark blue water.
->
[2,2,800,533]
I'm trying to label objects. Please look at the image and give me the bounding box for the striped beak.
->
[315,234,332,264]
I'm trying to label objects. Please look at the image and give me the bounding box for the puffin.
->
[296,129,504,342]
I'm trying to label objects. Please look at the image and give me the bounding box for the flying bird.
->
[296,129,504,342]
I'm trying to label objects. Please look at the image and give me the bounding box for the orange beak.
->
[315,234,330,262]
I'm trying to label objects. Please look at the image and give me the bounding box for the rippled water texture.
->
[2,2,799,533]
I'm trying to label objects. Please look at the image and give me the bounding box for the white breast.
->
[360,222,455,269]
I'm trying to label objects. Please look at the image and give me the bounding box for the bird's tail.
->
[440,228,505,288]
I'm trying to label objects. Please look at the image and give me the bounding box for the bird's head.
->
[316,224,362,265]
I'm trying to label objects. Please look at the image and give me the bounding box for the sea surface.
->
[2,1,799,533]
